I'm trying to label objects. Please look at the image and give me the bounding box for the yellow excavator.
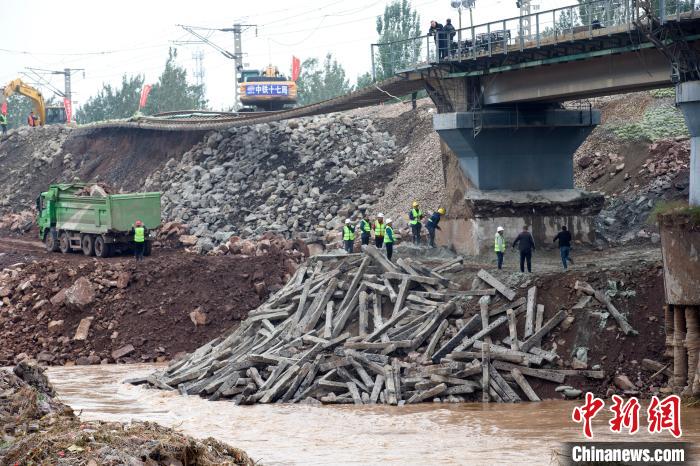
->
[239,66,297,111]
[1,78,67,126]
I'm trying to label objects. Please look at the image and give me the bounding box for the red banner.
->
[291,56,301,81]
[63,98,72,122]
[1,101,6,115]
[139,84,153,109]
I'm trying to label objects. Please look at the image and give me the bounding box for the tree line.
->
[3,0,421,124]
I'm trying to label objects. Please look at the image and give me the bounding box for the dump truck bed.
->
[55,192,161,234]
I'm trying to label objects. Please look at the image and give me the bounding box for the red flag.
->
[63,98,72,122]
[1,101,6,115]
[291,56,301,81]
[139,84,153,109]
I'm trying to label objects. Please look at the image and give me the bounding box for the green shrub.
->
[610,104,688,141]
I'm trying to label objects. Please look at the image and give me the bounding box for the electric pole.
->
[26,67,84,102]
[220,24,257,110]
[192,50,205,87]
[178,23,256,110]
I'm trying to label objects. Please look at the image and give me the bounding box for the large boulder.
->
[64,277,96,309]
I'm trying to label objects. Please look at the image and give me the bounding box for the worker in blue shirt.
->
[426,207,445,247]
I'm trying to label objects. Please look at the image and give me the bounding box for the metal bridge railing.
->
[370,0,699,80]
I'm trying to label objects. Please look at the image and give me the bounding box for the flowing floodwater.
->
[47,364,700,465]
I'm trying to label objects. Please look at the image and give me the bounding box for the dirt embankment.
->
[0,247,295,366]
[0,125,205,213]
[0,361,254,465]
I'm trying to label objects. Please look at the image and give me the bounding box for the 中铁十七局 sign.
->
[245,84,290,96]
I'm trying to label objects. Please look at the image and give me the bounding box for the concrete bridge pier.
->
[433,106,604,255]
[676,81,700,206]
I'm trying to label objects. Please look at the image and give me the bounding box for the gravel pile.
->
[144,114,398,252]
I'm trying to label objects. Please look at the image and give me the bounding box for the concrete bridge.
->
[372,0,700,253]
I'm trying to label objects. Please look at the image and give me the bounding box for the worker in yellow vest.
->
[384,218,395,260]
[358,210,372,246]
[494,226,506,269]
[408,201,424,245]
[131,220,147,261]
[374,213,386,248]
[342,219,355,254]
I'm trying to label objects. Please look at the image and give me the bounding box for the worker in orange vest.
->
[27,111,39,127]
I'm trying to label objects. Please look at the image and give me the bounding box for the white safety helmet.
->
[345,219,352,224]
[377,213,384,218]
[497,226,504,232]
[386,218,393,224]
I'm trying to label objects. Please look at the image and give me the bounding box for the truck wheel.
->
[59,232,71,254]
[81,234,95,256]
[143,241,153,257]
[45,230,59,252]
[94,236,111,258]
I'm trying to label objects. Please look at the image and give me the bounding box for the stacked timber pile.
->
[139,247,608,404]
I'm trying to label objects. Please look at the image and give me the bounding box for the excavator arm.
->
[2,78,46,126]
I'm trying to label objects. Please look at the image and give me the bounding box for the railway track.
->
[76,76,426,132]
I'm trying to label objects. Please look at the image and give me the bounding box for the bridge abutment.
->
[676,81,700,206]
[433,106,604,254]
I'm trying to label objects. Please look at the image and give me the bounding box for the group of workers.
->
[341,201,446,261]
[495,224,574,273]
[0,111,40,136]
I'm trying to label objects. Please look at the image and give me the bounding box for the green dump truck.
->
[37,183,161,257]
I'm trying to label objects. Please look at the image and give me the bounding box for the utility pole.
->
[26,67,84,102]
[178,23,256,110]
[220,24,257,110]
[192,50,205,87]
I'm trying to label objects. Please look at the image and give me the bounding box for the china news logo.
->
[572,392,682,438]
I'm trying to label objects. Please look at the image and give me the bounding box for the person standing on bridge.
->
[494,226,506,270]
[342,219,355,254]
[374,213,386,248]
[512,225,536,273]
[408,201,424,245]
[553,225,574,270]
[358,210,372,246]
[444,19,456,55]
[428,21,448,61]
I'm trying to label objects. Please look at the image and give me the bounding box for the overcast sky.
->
[1,0,572,110]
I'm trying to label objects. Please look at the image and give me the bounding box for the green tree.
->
[296,53,352,106]
[374,0,421,80]
[76,74,145,123]
[143,48,207,114]
[356,72,373,90]
[76,48,207,123]
[4,94,34,129]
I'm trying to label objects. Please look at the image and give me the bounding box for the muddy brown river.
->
[47,364,700,465]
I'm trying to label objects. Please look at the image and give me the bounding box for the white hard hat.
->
[497,226,504,232]
[386,218,393,223]
[345,219,351,224]
[377,213,384,218]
